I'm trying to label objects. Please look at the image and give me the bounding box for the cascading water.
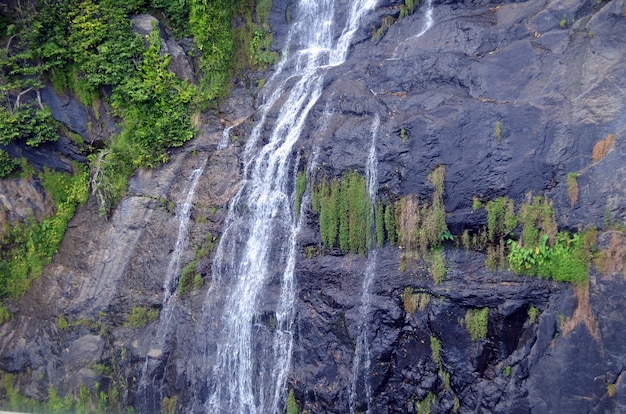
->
[390,0,434,59]
[202,1,378,412]
[136,156,208,412]
[217,125,233,150]
[349,114,380,414]
[413,0,434,39]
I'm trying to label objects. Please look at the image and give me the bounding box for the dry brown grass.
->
[561,283,601,343]
[397,195,420,250]
[592,133,615,163]
[594,231,626,278]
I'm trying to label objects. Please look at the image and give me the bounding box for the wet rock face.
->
[1,1,626,414]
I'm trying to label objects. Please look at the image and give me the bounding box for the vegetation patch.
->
[464,307,489,341]
[567,173,579,206]
[0,165,89,299]
[312,170,370,255]
[287,389,299,414]
[123,306,159,328]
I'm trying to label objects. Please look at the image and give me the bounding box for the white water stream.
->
[136,156,208,411]
[349,114,380,414]
[203,1,378,412]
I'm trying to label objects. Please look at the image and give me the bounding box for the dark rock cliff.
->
[1,0,626,413]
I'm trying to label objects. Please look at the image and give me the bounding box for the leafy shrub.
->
[124,306,159,328]
[465,307,489,340]
[528,305,539,324]
[178,260,202,296]
[508,232,588,284]
[485,197,516,243]
[0,150,17,178]
[0,105,58,147]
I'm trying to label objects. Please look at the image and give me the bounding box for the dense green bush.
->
[0,150,16,177]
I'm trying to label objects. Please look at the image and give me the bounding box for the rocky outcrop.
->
[1,1,626,413]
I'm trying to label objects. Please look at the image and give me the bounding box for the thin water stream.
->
[349,113,380,413]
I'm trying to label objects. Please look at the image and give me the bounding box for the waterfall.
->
[349,114,380,414]
[203,1,378,413]
[413,0,434,39]
[217,125,233,150]
[136,156,207,412]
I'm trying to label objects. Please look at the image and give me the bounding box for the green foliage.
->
[0,304,10,324]
[47,386,74,414]
[399,0,416,19]
[0,150,17,177]
[430,335,441,365]
[430,248,446,284]
[472,196,482,211]
[400,128,409,143]
[295,171,306,215]
[372,15,396,40]
[0,105,58,147]
[560,15,568,28]
[495,120,502,141]
[189,0,238,98]
[528,305,539,324]
[508,232,588,284]
[179,260,202,296]
[376,202,385,248]
[517,196,556,248]
[384,203,397,246]
[0,165,89,299]
[417,392,436,414]
[504,365,511,377]
[286,389,299,414]
[485,197,516,243]
[313,171,370,255]
[465,307,489,340]
[162,395,178,414]
[111,28,197,164]
[123,306,159,328]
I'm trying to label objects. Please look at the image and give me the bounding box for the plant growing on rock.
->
[124,306,159,328]
[567,172,579,206]
[464,307,489,340]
